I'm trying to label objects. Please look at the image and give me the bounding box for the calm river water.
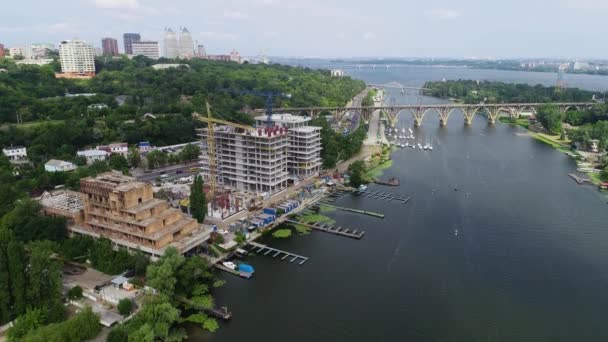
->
[192,67,608,342]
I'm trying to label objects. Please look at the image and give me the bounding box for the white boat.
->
[418,144,422,150]
[429,145,434,151]
[409,128,413,134]
[359,184,368,191]
[423,145,429,150]
[402,128,406,133]
[410,145,415,149]
[222,261,237,270]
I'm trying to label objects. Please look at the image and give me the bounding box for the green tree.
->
[348,160,366,188]
[601,166,608,182]
[146,247,184,297]
[7,241,27,317]
[20,306,100,342]
[127,147,141,168]
[0,228,12,323]
[67,286,83,301]
[179,144,200,163]
[26,241,64,323]
[145,150,167,169]
[109,154,129,171]
[7,308,46,342]
[190,175,207,223]
[117,298,134,316]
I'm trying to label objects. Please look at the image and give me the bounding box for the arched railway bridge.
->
[259,102,596,127]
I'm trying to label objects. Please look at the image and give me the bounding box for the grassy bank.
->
[499,117,529,129]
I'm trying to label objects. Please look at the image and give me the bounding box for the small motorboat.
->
[222,261,237,270]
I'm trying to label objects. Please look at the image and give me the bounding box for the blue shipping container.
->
[263,208,277,216]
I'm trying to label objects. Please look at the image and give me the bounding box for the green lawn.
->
[0,119,65,131]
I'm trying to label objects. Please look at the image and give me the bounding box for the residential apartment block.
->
[197,114,321,194]
[58,40,95,76]
[131,41,159,59]
[101,38,119,56]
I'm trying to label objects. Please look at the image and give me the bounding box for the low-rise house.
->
[138,141,153,154]
[2,146,27,160]
[77,149,108,164]
[97,142,128,157]
[45,159,77,172]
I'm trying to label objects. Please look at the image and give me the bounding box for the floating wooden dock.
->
[214,263,253,279]
[286,219,365,240]
[247,242,309,265]
[355,190,414,204]
[314,203,385,218]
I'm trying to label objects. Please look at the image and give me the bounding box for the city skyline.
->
[0,0,607,58]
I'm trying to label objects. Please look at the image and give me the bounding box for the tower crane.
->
[192,101,255,199]
[219,88,291,128]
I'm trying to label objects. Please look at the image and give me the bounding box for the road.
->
[135,162,200,182]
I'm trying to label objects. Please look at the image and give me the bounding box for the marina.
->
[285,219,366,239]
[247,242,309,265]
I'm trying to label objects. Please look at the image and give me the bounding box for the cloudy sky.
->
[1,0,606,58]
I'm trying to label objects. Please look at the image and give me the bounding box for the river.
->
[191,67,608,342]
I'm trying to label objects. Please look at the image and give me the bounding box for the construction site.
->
[194,100,322,222]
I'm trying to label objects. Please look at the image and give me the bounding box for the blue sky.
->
[1,0,606,58]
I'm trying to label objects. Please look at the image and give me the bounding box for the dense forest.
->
[0,56,365,163]
[423,80,598,104]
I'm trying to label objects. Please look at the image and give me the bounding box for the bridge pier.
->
[463,108,476,125]
[438,108,450,126]
[412,107,425,127]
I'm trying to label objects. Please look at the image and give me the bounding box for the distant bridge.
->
[262,102,596,127]
[368,81,429,91]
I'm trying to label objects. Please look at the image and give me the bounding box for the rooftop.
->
[46,159,75,167]
[81,171,146,192]
[39,190,84,213]
[291,126,321,133]
[255,113,311,124]
[3,146,25,151]
[77,149,108,157]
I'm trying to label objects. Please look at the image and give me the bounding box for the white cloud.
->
[336,32,346,40]
[92,0,140,10]
[92,0,157,20]
[48,22,74,33]
[424,9,461,20]
[363,32,376,40]
[200,31,239,41]
[0,26,26,33]
[223,11,249,19]
[263,31,279,38]
[560,0,608,10]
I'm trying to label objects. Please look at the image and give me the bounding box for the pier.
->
[247,242,309,265]
[356,190,414,204]
[314,203,384,218]
[286,219,365,239]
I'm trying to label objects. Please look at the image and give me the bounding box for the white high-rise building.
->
[132,41,160,59]
[197,114,322,194]
[179,27,194,59]
[58,40,95,76]
[163,28,179,58]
